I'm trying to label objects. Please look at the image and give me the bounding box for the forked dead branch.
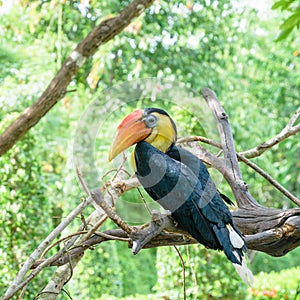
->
[3,88,299,300]
[1,0,298,298]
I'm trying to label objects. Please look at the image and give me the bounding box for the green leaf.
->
[279,12,300,30]
[272,0,296,10]
[275,27,294,41]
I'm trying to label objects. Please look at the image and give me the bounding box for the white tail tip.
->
[233,258,254,286]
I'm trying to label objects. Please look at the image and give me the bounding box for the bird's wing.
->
[166,145,210,186]
[135,142,253,285]
[168,145,235,206]
[135,141,231,245]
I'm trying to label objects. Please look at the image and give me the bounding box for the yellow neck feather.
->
[144,113,176,152]
[130,113,176,171]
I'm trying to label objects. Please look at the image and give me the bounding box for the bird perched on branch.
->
[109,107,253,285]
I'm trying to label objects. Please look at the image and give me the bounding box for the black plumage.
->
[135,141,245,265]
[109,107,253,285]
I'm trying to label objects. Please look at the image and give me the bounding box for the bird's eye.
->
[145,114,158,128]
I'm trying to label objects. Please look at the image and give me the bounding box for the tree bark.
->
[0,0,154,157]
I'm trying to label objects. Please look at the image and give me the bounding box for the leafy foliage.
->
[249,267,300,300]
[0,0,299,299]
[252,247,300,274]
[272,0,300,41]
[0,120,53,296]
[155,245,248,299]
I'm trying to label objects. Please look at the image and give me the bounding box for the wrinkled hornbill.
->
[109,108,253,285]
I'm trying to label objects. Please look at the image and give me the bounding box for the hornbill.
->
[109,108,253,285]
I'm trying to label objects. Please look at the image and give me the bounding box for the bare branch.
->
[31,229,198,269]
[234,207,300,256]
[91,188,133,234]
[201,88,260,208]
[131,210,176,254]
[240,107,300,159]
[0,0,155,157]
[31,206,300,268]
[201,88,242,180]
[3,197,93,300]
[178,136,300,206]
[177,135,222,149]
[33,174,139,299]
[237,154,300,207]
[76,164,133,234]
[3,173,138,299]
[34,257,82,300]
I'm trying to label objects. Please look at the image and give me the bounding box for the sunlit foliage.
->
[0,0,299,298]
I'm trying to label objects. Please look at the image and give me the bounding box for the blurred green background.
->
[0,0,299,299]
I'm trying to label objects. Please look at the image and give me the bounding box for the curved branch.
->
[31,206,300,269]
[240,107,300,159]
[234,207,300,256]
[2,196,93,300]
[177,136,300,206]
[0,0,155,157]
[237,154,300,207]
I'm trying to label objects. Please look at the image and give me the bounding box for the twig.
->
[137,187,152,216]
[131,210,174,254]
[65,89,77,94]
[64,250,74,286]
[80,215,108,243]
[80,212,88,230]
[178,136,300,206]
[238,154,300,207]
[174,246,187,300]
[177,135,222,149]
[240,107,300,159]
[94,231,130,242]
[18,283,29,300]
[91,188,133,234]
[41,231,88,259]
[3,196,93,300]
[76,166,133,234]
[76,165,92,197]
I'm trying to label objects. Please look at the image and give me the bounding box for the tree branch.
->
[177,137,300,207]
[30,206,300,268]
[0,0,155,157]
[240,107,300,159]
[201,88,261,209]
[3,196,93,300]
[3,174,139,299]
[4,86,299,299]
[237,154,300,207]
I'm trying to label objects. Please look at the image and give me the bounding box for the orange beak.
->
[108,109,152,161]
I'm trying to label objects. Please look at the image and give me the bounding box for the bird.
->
[108,107,253,285]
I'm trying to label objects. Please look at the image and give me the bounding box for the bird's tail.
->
[213,223,254,286]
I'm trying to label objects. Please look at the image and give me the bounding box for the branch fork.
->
[130,210,173,255]
[4,88,300,299]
